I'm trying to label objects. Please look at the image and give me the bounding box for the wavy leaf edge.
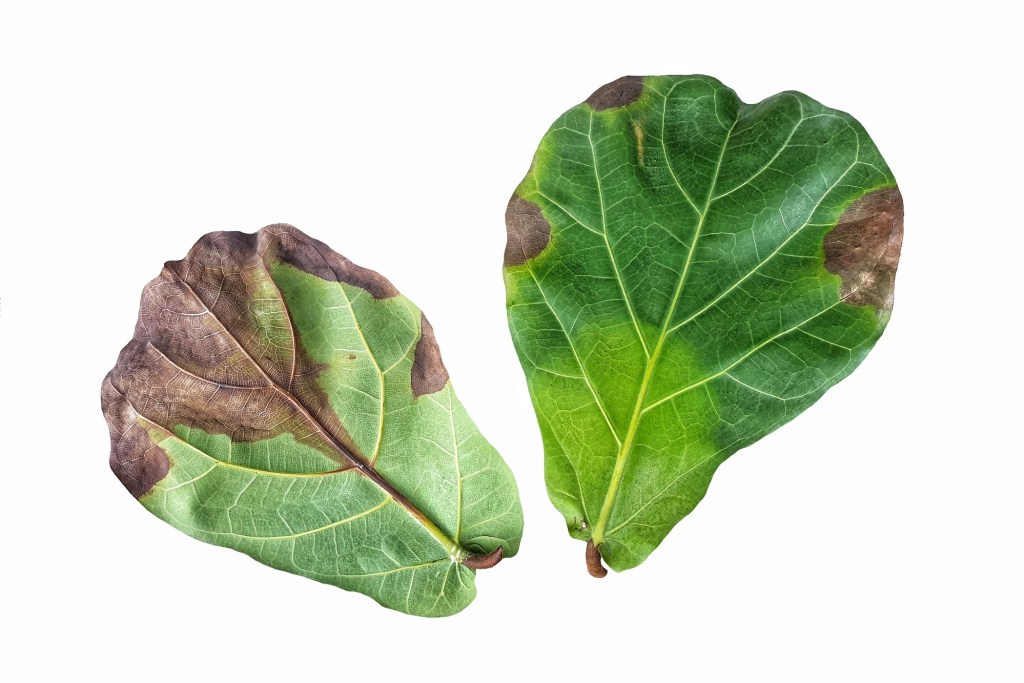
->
[504,74,902,576]
[104,223,523,616]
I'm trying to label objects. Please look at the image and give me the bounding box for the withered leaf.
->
[103,224,523,616]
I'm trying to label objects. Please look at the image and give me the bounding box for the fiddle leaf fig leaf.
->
[103,224,522,616]
[504,75,902,576]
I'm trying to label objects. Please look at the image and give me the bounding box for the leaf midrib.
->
[590,88,737,546]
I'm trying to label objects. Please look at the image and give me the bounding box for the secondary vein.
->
[588,109,651,359]
[525,264,623,445]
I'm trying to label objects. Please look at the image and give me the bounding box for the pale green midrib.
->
[591,105,737,547]
[588,109,650,359]
[168,272,465,561]
[448,389,463,542]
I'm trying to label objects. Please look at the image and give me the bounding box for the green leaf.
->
[103,225,523,616]
[504,75,901,576]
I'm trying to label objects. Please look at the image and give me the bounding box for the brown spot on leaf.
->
[262,223,399,299]
[504,196,551,266]
[411,313,449,397]
[586,76,644,111]
[586,539,608,578]
[824,187,904,311]
[462,546,503,570]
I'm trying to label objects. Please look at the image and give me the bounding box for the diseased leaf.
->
[103,224,522,616]
[504,75,902,576]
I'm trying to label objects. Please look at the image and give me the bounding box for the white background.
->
[2,2,1021,681]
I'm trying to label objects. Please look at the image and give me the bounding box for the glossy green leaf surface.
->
[103,225,522,616]
[504,75,902,575]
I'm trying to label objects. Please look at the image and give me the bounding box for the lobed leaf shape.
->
[504,75,902,576]
[103,224,522,616]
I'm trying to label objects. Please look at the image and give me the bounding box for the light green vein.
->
[233,498,392,541]
[448,388,463,542]
[524,264,623,446]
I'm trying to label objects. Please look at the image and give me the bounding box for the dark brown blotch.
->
[411,313,449,398]
[262,224,399,299]
[504,196,551,266]
[586,539,608,578]
[585,76,644,111]
[462,546,503,570]
[824,187,904,311]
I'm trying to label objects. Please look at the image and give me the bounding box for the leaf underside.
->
[103,224,523,616]
[503,75,902,575]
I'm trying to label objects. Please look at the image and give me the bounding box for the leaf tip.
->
[586,539,608,578]
[462,546,503,570]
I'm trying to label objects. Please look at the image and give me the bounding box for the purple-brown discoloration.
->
[504,196,551,266]
[824,188,904,311]
[267,224,399,299]
[411,313,449,398]
[586,76,644,111]
[103,224,407,500]
[102,375,170,498]
[462,546,503,570]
